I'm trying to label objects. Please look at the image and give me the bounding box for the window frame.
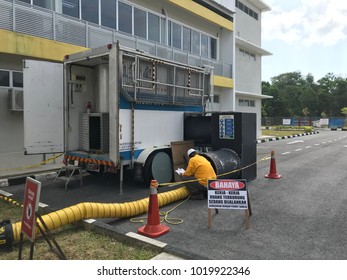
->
[0,69,23,89]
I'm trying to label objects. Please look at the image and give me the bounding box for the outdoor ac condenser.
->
[8,89,24,111]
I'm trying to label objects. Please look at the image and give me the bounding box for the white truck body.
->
[23,43,212,183]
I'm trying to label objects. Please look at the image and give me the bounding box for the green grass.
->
[261,129,307,137]
[0,199,158,260]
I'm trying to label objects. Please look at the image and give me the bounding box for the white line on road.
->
[305,146,312,149]
[314,144,320,146]
[281,152,290,155]
[288,140,304,145]
[294,149,302,152]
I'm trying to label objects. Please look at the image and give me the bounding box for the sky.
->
[215,0,347,82]
[261,0,347,82]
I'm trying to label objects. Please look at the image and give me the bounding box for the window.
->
[134,8,146,38]
[239,99,255,107]
[168,21,172,46]
[213,95,219,103]
[33,0,55,9]
[183,27,191,52]
[160,18,166,44]
[192,30,200,55]
[13,72,23,88]
[236,0,258,20]
[210,37,217,59]
[0,70,10,87]
[0,70,23,88]
[62,0,79,19]
[148,13,160,42]
[172,22,181,49]
[201,34,208,57]
[239,48,256,60]
[18,0,30,3]
[118,2,132,34]
[81,0,99,24]
[101,0,117,29]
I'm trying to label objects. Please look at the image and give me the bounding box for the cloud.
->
[262,0,347,47]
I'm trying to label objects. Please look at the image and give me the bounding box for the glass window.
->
[0,70,10,87]
[13,72,23,88]
[148,13,160,43]
[33,0,55,10]
[62,0,79,18]
[172,22,181,49]
[201,34,208,57]
[192,31,200,55]
[134,8,146,38]
[18,0,30,3]
[210,37,217,59]
[118,2,132,34]
[101,0,117,29]
[81,0,99,24]
[160,18,166,44]
[183,27,191,52]
[168,21,172,46]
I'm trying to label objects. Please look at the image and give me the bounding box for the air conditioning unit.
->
[9,89,24,111]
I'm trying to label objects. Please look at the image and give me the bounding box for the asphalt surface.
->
[1,129,347,260]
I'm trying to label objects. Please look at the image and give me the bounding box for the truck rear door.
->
[23,60,64,154]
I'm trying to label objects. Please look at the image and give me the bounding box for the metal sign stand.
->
[208,194,252,229]
[18,212,66,260]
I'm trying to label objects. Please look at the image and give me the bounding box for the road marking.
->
[305,146,312,149]
[294,149,302,152]
[322,142,327,144]
[314,144,320,146]
[288,140,304,145]
[281,152,290,155]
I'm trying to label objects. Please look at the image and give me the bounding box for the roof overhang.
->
[247,0,271,12]
[236,90,273,99]
[235,36,272,56]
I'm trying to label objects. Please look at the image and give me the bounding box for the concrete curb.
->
[256,131,319,144]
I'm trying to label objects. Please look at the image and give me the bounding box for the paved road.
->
[2,130,347,259]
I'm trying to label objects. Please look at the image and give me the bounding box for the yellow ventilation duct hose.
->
[9,186,190,244]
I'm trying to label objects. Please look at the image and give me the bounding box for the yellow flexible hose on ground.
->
[10,186,190,243]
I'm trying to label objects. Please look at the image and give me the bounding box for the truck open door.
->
[23,60,64,154]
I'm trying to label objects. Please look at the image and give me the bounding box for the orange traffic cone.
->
[138,180,170,238]
[265,151,282,179]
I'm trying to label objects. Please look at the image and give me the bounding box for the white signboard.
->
[282,119,291,125]
[208,179,248,210]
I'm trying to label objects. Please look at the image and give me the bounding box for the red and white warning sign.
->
[21,177,41,242]
[208,179,248,210]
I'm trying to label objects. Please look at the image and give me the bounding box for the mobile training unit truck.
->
[23,43,213,184]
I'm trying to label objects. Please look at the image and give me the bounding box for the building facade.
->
[0,0,270,169]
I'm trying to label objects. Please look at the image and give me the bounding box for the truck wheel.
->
[143,150,173,185]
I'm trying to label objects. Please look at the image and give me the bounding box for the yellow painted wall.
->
[213,75,234,88]
[0,29,89,62]
[168,0,233,31]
